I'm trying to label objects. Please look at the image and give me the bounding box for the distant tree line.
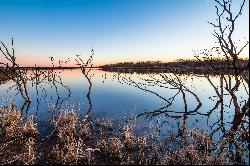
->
[100,58,249,75]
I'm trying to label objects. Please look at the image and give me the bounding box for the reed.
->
[1,103,244,165]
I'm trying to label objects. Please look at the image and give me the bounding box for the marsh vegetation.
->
[0,104,237,165]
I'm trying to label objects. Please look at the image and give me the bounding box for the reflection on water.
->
[0,69,249,163]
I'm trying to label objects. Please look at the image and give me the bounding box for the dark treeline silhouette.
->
[100,59,249,75]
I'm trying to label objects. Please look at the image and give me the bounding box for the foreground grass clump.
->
[0,105,242,165]
[0,104,38,165]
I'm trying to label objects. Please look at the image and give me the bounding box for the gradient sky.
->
[0,0,249,66]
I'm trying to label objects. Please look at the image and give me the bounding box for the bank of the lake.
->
[100,59,249,75]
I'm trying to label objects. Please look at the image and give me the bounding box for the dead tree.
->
[0,38,30,103]
[194,0,249,163]
[0,39,73,113]
[206,0,249,131]
[75,49,94,115]
[203,0,249,74]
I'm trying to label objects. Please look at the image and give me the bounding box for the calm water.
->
[0,69,249,144]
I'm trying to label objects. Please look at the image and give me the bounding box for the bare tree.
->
[204,0,248,73]
[0,38,30,103]
[75,49,94,114]
[0,39,73,113]
[206,0,249,126]
[194,0,249,163]
[112,0,249,163]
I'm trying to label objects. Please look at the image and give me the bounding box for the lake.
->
[0,69,249,163]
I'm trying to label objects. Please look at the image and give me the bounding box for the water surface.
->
[0,69,248,144]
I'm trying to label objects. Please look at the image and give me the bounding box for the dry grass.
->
[0,104,247,165]
[0,104,38,165]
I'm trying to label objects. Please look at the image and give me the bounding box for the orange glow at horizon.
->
[17,53,249,67]
[16,55,189,67]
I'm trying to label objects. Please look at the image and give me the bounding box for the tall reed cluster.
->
[0,104,243,165]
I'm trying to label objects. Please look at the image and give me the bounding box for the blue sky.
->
[0,0,249,66]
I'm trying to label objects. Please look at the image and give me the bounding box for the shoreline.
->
[99,59,249,75]
[0,59,249,81]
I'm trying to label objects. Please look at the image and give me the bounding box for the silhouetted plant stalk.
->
[0,37,95,117]
[0,39,73,113]
[30,57,73,112]
[0,38,30,103]
[75,49,94,114]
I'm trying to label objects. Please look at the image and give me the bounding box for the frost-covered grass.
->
[0,104,247,165]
